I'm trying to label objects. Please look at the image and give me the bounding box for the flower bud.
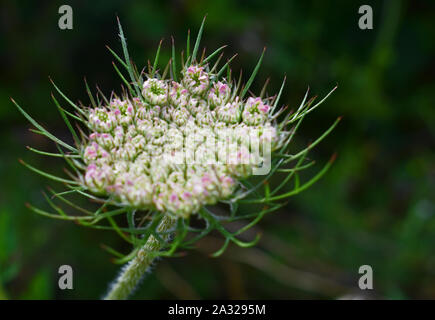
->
[142,79,168,105]
[208,81,231,108]
[216,98,242,124]
[242,97,270,126]
[182,65,209,96]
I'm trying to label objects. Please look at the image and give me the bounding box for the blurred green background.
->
[0,0,434,299]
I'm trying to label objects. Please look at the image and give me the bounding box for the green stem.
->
[103,215,176,300]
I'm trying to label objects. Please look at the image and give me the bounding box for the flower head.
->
[80,64,282,217]
[15,18,337,263]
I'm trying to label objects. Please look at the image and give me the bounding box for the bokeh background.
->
[0,0,434,299]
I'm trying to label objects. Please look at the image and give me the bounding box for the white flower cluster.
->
[82,65,278,217]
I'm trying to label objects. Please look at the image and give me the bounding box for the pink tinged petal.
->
[183,192,192,199]
[201,174,211,184]
[219,85,228,94]
[259,104,270,113]
[193,185,203,194]
[170,193,178,202]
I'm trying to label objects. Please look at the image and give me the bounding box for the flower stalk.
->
[104,215,176,300]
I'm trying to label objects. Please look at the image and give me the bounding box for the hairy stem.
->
[103,215,176,300]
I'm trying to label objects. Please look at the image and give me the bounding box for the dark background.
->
[0,0,434,299]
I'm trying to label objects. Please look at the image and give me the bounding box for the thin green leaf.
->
[186,29,190,63]
[271,151,307,196]
[117,17,141,97]
[211,238,230,258]
[271,75,286,114]
[112,61,135,97]
[171,37,177,82]
[244,153,337,203]
[191,15,207,64]
[260,77,270,99]
[26,146,80,158]
[19,159,79,185]
[49,78,86,116]
[100,243,125,259]
[203,45,227,65]
[105,45,128,70]
[12,98,77,152]
[216,54,238,79]
[127,210,137,245]
[240,47,266,99]
[84,77,97,108]
[52,94,80,145]
[292,85,338,122]
[26,203,93,221]
[48,188,93,215]
[107,215,133,244]
[152,39,163,76]
[285,117,341,162]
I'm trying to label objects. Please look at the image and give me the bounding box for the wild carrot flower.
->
[13,17,339,299]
